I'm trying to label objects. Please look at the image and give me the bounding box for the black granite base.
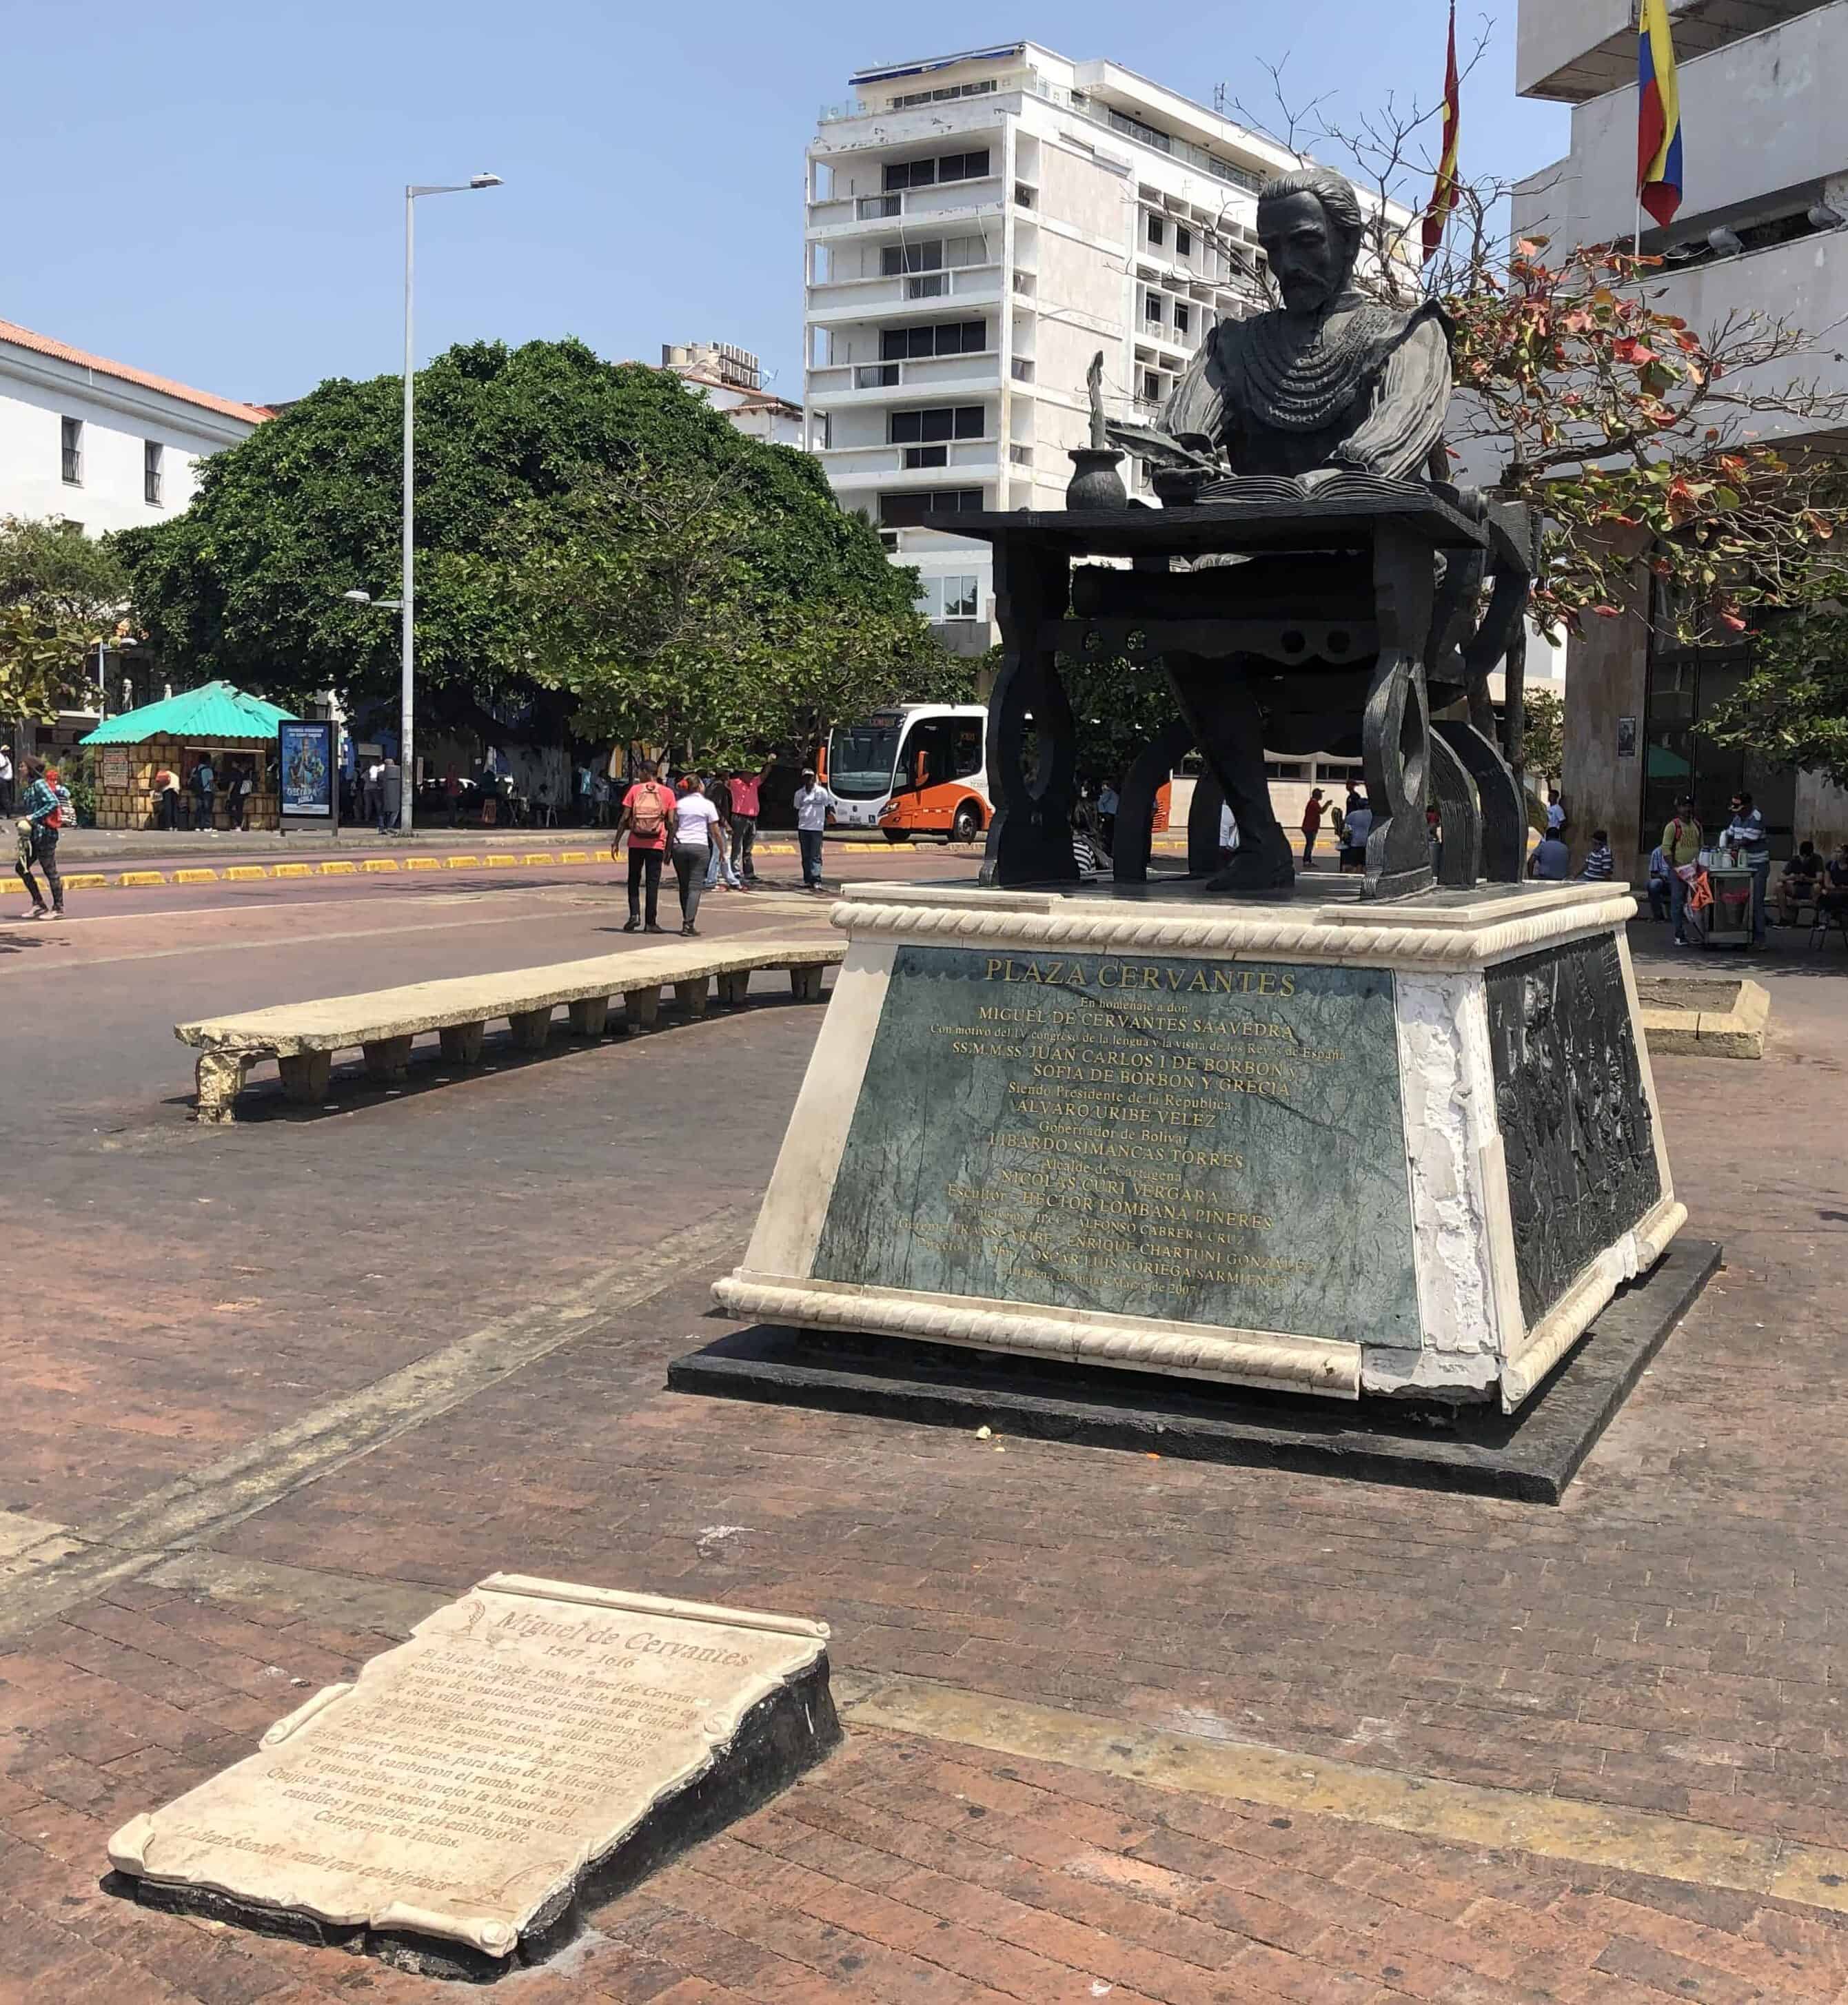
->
[107,1659,842,1982]
[671,1241,1719,1505]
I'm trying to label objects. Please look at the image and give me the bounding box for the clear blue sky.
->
[3,2,1568,409]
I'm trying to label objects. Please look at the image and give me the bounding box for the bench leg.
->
[716,969,750,1008]
[439,1021,486,1065]
[789,963,825,1002]
[363,1036,414,1082]
[623,986,661,1034]
[508,1007,553,1052]
[195,1050,252,1125]
[278,1051,332,1104]
[675,975,710,1019]
[569,995,610,1038]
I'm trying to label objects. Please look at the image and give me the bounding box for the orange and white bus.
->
[823,704,991,844]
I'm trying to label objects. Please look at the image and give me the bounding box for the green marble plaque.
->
[813,944,1419,1345]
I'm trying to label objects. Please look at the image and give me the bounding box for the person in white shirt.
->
[793,767,840,891]
[669,777,722,934]
[1545,788,1565,835]
[0,743,13,818]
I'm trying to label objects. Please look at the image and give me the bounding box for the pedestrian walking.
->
[704,775,745,893]
[378,755,401,833]
[0,742,13,817]
[1661,797,1704,946]
[793,766,840,892]
[1097,777,1119,857]
[615,759,674,933]
[191,755,217,832]
[1723,789,1771,946]
[14,755,68,918]
[724,758,773,883]
[1300,786,1327,868]
[669,775,722,935]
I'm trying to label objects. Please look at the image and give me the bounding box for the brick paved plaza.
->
[3,862,1847,2002]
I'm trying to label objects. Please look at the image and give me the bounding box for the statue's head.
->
[1257,167,1364,318]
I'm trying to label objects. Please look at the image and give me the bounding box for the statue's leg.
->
[1433,719,1527,884]
[981,540,1080,889]
[1428,731,1482,889]
[1161,652,1294,893]
[1113,717,1194,885]
[1363,529,1437,902]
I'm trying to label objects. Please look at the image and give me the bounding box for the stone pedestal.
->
[714,881,1684,1413]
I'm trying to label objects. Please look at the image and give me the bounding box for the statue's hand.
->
[1294,467,1347,494]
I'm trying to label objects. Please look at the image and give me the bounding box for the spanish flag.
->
[1637,0,1684,227]
[1423,0,1461,264]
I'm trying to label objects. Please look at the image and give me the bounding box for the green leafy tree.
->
[115,338,944,751]
[1520,688,1565,784]
[0,516,130,721]
[1703,608,1848,788]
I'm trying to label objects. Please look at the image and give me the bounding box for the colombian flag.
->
[1422,1,1461,264]
[1637,0,1684,227]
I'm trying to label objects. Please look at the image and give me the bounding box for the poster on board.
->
[279,720,336,822]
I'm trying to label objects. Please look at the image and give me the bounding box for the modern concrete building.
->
[659,340,804,447]
[804,42,1319,653]
[0,318,269,537]
[1512,0,1848,866]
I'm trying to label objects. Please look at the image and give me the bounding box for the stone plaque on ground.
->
[108,1576,837,1979]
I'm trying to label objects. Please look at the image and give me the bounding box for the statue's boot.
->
[1207,820,1296,895]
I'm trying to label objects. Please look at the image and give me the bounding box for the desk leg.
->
[1364,528,1436,902]
[981,540,1079,888]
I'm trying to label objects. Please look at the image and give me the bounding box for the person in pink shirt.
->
[722,758,775,884]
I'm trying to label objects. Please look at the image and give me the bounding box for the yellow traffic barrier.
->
[445,855,480,868]
[225,866,270,882]
[118,871,167,886]
[174,868,220,884]
[483,853,521,867]
[405,856,441,871]
[522,852,556,865]
[273,863,312,878]
[558,850,593,864]
[317,860,359,875]
[363,858,400,873]
[62,873,110,890]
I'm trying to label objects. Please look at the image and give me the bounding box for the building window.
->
[1014,182,1035,209]
[855,363,901,387]
[1143,370,1164,403]
[942,576,979,620]
[144,440,165,507]
[879,320,986,360]
[1173,301,1190,337]
[884,147,990,192]
[61,416,83,485]
[857,194,902,220]
[879,489,984,528]
[1144,292,1163,324]
[1176,224,1192,257]
[904,445,949,467]
[1008,442,1033,465]
[1146,214,1166,247]
[906,273,948,298]
[891,79,997,108]
[1011,358,1034,382]
[889,407,984,444]
[883,241,942,274]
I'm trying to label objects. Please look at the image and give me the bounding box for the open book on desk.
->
[1192,471,1431,507]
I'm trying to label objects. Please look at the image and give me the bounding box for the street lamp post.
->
[400,172,502,833]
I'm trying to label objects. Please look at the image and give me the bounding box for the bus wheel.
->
[882,828,912,844]
[952,803,983,844]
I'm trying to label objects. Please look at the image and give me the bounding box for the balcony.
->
[820,440,1000,486]
[806,266,1004,325]
[1518,0,1832,103]
[807,354,1002,406]
[806,179,1005,236]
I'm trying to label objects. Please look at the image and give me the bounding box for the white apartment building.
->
[0,318,269,536]
[1511,0,1848,862]
[659,340,805,447]
[804,43,1306,653]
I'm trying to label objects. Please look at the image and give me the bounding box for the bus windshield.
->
[828,719,903,800]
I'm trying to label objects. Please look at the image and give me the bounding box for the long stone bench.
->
[176,939,844,1123]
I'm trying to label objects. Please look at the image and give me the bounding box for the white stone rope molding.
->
[711,1275,1361,1397]
[829,895,1641,971]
